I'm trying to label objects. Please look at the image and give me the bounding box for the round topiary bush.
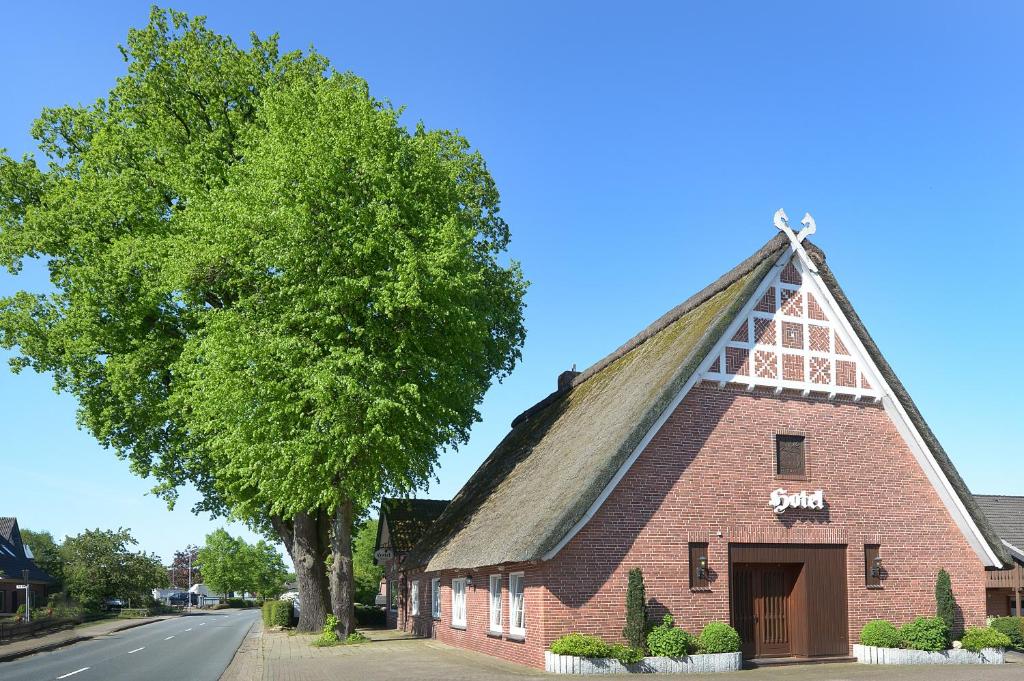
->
[697,621,741,654]
[647,614,696,657]
[899,616,948,652]
[859,620,902,648]
[960,626,1011,652]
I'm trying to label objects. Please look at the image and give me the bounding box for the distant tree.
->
[21,529,64,590]
[353,519,383,604]
[169,545,202,588]
[622,568,647,650]
[198,528,287,598]
[60,528,168,610]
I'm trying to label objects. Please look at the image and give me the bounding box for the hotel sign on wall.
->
[769,488,825,514]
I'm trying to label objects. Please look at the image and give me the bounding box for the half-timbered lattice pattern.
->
[703,258,881,400]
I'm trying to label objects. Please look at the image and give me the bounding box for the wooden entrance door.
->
[732,564,797,658]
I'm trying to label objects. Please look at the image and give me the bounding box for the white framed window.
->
[389,579,398,611]
[431,578,441,619]
[509,572,525,637]
[411,580,420,617]
[488,574,502,633]
[451,577,467,628]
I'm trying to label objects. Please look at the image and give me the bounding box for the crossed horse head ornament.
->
[773,208,818,274]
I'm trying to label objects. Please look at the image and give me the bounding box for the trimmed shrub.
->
[960,626,1011,652]
[899,616,948,652]
[935,569,956,642]
[859,620,902,648]
[261,600,273,626]
[622,568,647,650]
[606,643,644,664]
[647,615,696,657]
[697,622,741,654]
[989,616,1024,651]
[225,598,250,608]
[267,600,292,628]
[551,633,612,658]
[355,603,386,627]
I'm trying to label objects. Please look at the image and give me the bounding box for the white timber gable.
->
[702,252,882,401]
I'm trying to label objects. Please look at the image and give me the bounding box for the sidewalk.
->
[220,612,264,681]
[0,614,178,663]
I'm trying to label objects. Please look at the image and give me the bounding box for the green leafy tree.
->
[622,568,647,650]
[21,529,64,590]
[59,528,168,610]
[936,568,957,642]
[353,519,383,605]
[0,7,525,636]
[198,528,288,599]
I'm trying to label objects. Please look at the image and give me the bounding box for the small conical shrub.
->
[622,568,647,650]
[935,568,956,643]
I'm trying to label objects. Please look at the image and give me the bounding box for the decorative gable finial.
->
[773,208,818,273]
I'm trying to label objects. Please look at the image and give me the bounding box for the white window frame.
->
[451,578,467,628]
[508,572,526,638]
[488,574,502,634]
[410,580,419,617]
[431,578,440,619]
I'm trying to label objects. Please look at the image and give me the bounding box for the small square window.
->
[776,434,805,477]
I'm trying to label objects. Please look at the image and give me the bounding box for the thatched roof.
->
[406,233,1008,571]
[376,498,450,554]
[408,234,789,571]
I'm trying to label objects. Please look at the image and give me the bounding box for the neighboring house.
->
[382,226,1010,669]
[374,498,449,630]
[0,517,55,614]
[974,495,1024,617]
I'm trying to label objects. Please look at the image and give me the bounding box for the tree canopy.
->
[60,528,168,610]
[197,528,288,598]
[0,7,526,633]
[21,529,64,590]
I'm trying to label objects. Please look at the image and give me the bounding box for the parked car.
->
[100,598,125,611]
[167,592,193,606]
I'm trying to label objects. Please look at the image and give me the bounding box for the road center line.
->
[185,627,193,631]
[199,623,205,626]
[56,668,89,679]
[127,647,145,654]
[164,635,175,640]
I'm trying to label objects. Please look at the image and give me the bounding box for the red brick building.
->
[974,495,1024,617]
[0,517,54,615]
[377,221,1009,668]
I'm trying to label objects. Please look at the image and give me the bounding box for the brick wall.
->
[399,382,988,668]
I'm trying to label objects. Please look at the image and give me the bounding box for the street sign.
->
[16,584,28,589]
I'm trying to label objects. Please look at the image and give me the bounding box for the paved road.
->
[0,609,259,681]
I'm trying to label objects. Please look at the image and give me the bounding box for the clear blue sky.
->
[1,2,1022,564]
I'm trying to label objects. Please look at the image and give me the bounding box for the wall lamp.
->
[697,555,708,581]
[871,556,882,579]
[465,575,473,587]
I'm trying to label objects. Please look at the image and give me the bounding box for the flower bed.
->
[544,651,743,674]
[852,644,1004,665]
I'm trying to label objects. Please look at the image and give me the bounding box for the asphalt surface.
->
[0,608,259,681]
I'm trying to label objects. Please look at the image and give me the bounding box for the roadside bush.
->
[551,633,612,658]
[261,600,273,626]
[960,626,1011,652]
[346,631,369,644]
[117,608,150,619]
[697,622,741,654]
[313,614,340,646]
[605,643,644,664]
[859,620,902,648]
[225,598,252,608]
[210,603,231,610]
[264,599,292,628]
[646,615,696,657]
[355,603,386,627]
[899,616,948,652]
[989,617,1024,650]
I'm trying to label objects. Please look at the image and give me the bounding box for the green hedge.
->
[355,603,386,627]
[859,620,902,648]
[697,622,741,654]
[117,608,152,619]
[899,617,948,652]
[961,626,1011,652]
[262,600,292,628]
[549,633,642,663]
[989,617,1024,650]
[646,615,696,657]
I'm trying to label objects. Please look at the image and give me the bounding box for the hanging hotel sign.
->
[374,548,395,561]
[769,488,825,514]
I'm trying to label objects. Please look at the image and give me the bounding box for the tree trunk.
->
[281,511,331,632]
[328,498,356,638]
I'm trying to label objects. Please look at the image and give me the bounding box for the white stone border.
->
[544,651,743,674]
[853,644,1004,665]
